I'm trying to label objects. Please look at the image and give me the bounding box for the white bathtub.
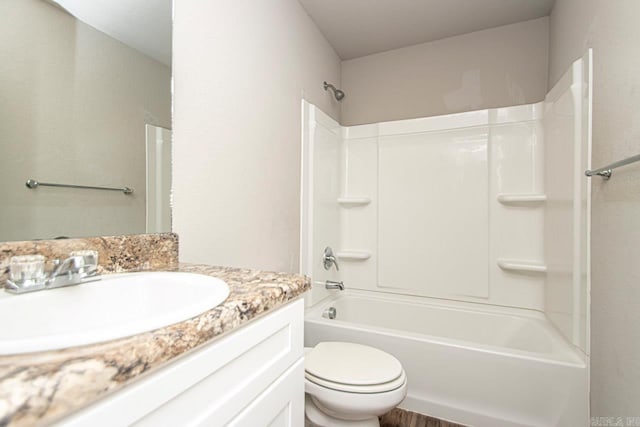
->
[304,291,588,427]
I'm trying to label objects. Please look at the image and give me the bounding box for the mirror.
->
[0,0,172,242]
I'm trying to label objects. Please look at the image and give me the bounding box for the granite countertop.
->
[0,263,310,427]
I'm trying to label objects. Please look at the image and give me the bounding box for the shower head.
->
[323,81,345,101]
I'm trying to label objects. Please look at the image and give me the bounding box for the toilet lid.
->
[305,342,403,386]
[305,369,406,394]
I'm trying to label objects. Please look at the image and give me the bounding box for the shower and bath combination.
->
[302,52,593,425]
[323,81,345,100]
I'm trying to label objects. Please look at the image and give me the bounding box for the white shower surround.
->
[300,52,591,426]
[303,96,549,310]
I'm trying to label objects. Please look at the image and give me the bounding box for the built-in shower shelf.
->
[336,250,371,260]
[337,197,371,207]
[497,259,547,273]
[497,194,547,204]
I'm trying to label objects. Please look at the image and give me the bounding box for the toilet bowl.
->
[304,342,408,427]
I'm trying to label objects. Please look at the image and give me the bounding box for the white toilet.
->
[304,342,408,427]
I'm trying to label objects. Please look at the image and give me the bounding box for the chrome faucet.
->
[5,251,101,295]
[325,280,344,291]
[47,252,100,289]
[323,247,340,271]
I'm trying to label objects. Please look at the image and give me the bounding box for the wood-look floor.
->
[380,407,468,427]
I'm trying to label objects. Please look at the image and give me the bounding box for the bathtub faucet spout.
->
[325,280,344,291]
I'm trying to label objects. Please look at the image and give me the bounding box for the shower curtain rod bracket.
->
[585,152,640,179]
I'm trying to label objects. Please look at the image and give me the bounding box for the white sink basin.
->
[0,272,229,355]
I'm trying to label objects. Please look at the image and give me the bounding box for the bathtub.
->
[304,291,588,427]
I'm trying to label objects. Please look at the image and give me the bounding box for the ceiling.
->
[297,0,556,60]
[52,0,172,67]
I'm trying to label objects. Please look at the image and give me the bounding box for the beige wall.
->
[0,0,171,241]
[341,17,549,126]
[172,0,341,272]
[549,0,640,418]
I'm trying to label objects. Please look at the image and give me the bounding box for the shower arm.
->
[323,82,336,91]
[323,81,345,101]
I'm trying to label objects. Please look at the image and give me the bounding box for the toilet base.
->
[305,395,380,427]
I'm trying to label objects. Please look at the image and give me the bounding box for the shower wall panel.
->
[337,131,378,293]
[489,114,546,310]
[377,127,489,299]
[300,102,342,306]
[543,51,591,354]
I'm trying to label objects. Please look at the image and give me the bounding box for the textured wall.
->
[549,0,640,418]
[340,18,549,126]
[172,0,341,272]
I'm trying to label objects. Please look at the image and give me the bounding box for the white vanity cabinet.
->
[59,299,305,427]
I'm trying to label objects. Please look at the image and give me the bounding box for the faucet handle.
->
[70,250,99,276]
[5,255,47,294]
[323,247,340,271]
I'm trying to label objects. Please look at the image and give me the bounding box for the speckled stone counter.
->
[0,236,310,427]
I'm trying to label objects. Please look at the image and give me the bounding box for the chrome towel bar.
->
[26,179,133,195]
[585,153,640,180]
